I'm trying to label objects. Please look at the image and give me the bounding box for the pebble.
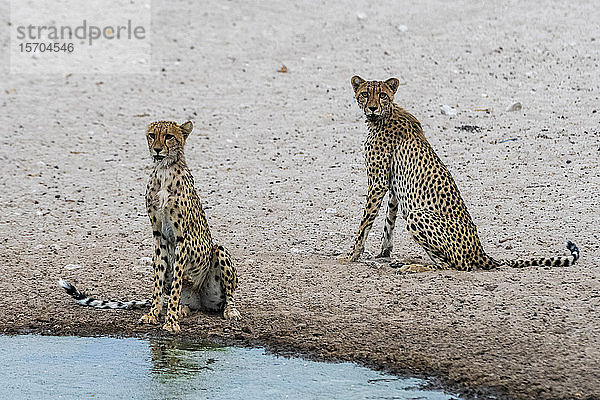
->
[396,24,408,32]
[64,264,82,270]
[506,102,522,112]
[325,208,337,214]
[138,256,152,266]
[356,12,367,20]
[132,265,152,274]
[440,105,456,116]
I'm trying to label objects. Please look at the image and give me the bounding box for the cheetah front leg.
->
[139,232,168,325]
[213,245,241,320]
[338,185,387,262]
[377,195,399,258]
[163,241,186,333]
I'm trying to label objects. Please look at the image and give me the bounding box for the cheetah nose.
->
[153,148,162,154]
[368,106,377,112]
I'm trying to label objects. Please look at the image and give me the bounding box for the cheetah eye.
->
[379,93,388,99]
[148,133,155,140]
[360,91,368,98]
[165,134,175,140]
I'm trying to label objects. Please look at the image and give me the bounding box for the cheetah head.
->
[351,76,399,122]
[146,120,193,164]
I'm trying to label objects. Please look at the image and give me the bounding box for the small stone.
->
[440,105,456,116]
[138,256,152,266]
[396,24,408,32]
[133,265,152,274]
[64,264,82,270]
[325,208,337,214]
[241,326,252,334]
[506,102,522,112]
[356,12,367,20]
[290,247,302,254]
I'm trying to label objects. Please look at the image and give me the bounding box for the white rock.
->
[289,247,302,254]
[138,256,152,266]
[132,265,152,274]
[396,24,408,32]
[356,12,367,20]
[325,208,337,214]
[64,264,82,270]
[506,102,522,112]
[440,105,457,116]
[35,210,43,216]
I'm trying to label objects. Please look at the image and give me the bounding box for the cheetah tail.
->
[500,241,579,269]
[58,279,150,309]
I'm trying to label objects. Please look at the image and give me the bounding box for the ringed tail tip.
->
[566,241,579,262]
[58,279,71,290]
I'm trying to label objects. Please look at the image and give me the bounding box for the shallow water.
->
[0,335,459,400]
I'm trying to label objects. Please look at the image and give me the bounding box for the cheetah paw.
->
[394,263,433,274]
[139,313,159,325]
[337,252,359,263]
[223,306,241,320]
[162,321,181,333]
[179,305,191,318]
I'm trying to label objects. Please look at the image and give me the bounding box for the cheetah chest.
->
[157,192,177,244]
[152,170,178,244]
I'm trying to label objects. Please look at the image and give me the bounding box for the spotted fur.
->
[339,75,580,273]
[59,120,240,332]
[139,120,240,332]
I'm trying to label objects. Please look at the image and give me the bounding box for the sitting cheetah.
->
[59,120,240,332]
[338,75,579,272]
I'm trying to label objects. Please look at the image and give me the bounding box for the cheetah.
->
[59,120,240,332]
[338,75,579,273]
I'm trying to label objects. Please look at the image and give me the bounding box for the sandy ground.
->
[1,1,600,399]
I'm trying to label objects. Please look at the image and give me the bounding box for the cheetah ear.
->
[351,75,366,93]
[384,78,400,94]
[180,121,193,139]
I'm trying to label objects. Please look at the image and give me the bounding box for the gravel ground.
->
[1,1,599,399]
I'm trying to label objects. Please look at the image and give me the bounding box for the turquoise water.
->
[0,335,458,400]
